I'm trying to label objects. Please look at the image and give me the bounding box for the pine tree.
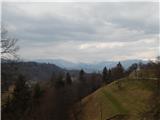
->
[3,74,31,120]
[78,69,87,99]
[65,72,72,85]
[79,69,85,82]
[115,62,124,79]
[12,75,31,117]
[102,66,108,84]
[113,62,124,90]
[108,69,112,82]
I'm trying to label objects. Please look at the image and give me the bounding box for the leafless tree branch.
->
[1,25,19,60]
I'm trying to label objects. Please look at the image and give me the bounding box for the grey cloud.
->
[2,2,159,62]
[3,3,159,41]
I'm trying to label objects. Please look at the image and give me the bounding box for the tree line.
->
[2,60,142,120]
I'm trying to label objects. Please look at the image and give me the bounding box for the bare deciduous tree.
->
[1,25,19,60]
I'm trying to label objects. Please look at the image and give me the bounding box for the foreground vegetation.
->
[75,78,158,120]
[1,60,160,120]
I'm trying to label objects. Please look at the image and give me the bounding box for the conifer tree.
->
[2,74,31,120]
[115,62,124,79]
[12,75,31,118]
[102,66,108,84]
[108,69,112,82]
[79,69,85,82]
[66,72,72,85]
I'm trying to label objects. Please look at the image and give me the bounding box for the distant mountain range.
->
[33,59,148,72]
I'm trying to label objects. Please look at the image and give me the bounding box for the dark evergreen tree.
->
[2,74,31,120]
[78,69,87,99]
[108,69,112,82]
[65,72,72,85]
[79,69,85,82]
[12,75,31,119]
[112,62,124,89]
[115,62,124,80]
[102,66,108,84]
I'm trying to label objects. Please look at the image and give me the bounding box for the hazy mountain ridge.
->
[34,59,148,72]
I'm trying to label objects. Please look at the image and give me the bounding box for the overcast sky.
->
[2,2,159,63]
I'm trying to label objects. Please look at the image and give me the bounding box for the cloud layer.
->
[2,2,159,62]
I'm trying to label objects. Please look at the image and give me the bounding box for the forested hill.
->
[1,61,65,91]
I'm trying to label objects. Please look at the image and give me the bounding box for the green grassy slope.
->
[77,78,155,120]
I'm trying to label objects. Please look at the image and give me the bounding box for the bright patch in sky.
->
[79,42,124,49]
